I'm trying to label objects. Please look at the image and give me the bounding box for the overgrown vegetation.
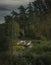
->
[0,0,51,65]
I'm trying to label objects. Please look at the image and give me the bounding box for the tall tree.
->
[45,0,51,10]
[18,5,27,37]
[11,10,19,21]
[32,0,48,22]
[27,2,33,16]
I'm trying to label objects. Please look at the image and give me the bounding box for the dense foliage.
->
[0,0,51,65]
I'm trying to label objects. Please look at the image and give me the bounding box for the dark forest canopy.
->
[0,0,51,65]
[0,0,51,51]
[4,0,51,40]
[0,0,51,44]
[0,0,51,46]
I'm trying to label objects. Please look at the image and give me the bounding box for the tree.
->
[11,10,19,21]
[4,15,20,44]
[27,2,33,16]
[0,24,7,51]
[45,0,51,10]
[18,5,27,37]
[32,0,47,22]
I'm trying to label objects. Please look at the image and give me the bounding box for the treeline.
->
[0,0,51,65]
[4,0,51,41]
[0,0,51,51]
[0,0,51,52]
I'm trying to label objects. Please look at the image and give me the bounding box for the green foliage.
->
[3,0,51,40]
[9,40,51,65]
[0,24,8,51]
[0,0,51,65]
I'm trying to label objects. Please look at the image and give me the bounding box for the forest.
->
[0,0,51,65]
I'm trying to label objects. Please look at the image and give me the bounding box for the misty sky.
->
[0,0,34,5]
[0,0,35,23]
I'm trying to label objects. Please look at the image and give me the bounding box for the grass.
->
[13,45,25,51]
[12,40,51,55]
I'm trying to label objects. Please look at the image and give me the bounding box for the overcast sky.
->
[0,0,35,6]
[0,0,35,23]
